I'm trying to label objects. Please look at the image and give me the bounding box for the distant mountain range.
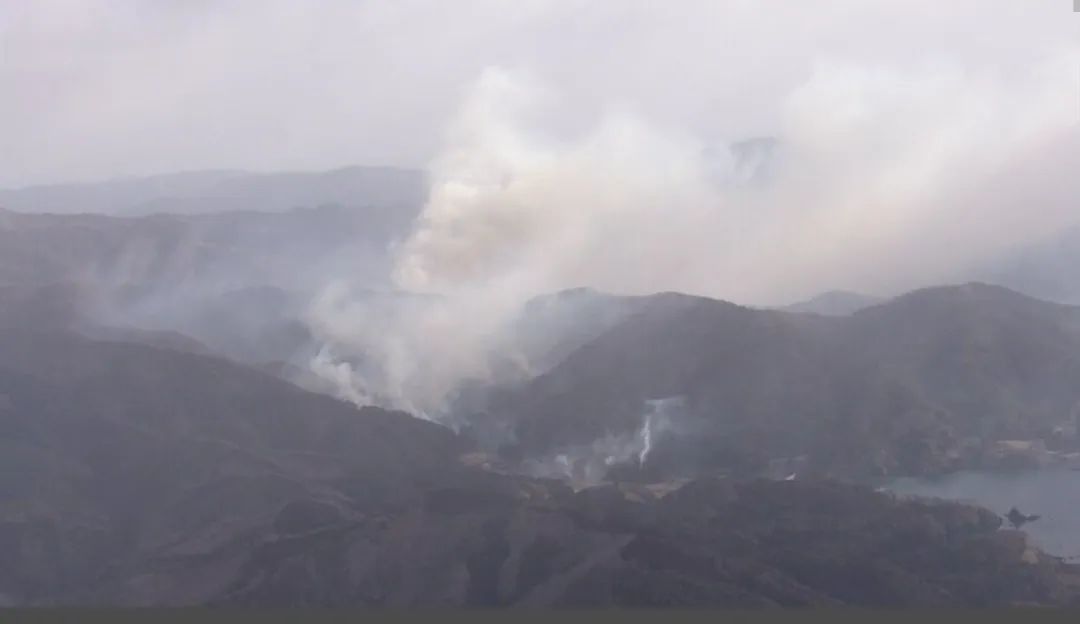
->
[0,193,422,367]
[976,224,1080,305]
[0,166,425,216]
[780,290,883,316]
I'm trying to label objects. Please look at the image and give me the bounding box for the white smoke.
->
[522,396,683,487]
[395,59,1080,305]
[302,280,530,421]
[307,48,1080,421]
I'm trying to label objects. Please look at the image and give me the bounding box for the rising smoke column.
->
[304,67,733,421]
[520,396,684,486]
[305,51,1080,423]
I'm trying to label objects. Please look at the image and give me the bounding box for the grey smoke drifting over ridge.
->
[305,52,1080,421]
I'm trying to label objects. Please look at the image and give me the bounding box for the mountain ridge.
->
[490,282,1080,480]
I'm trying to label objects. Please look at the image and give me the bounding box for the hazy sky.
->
[3,0,1077,187]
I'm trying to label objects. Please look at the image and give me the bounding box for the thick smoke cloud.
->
[399,58,1080,306]
[306,48,1080,420]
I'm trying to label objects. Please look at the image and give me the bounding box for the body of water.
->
[885,468,1080,558]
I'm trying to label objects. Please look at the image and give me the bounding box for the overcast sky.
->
[1,0,1078,188]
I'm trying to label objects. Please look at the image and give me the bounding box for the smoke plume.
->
[521,396,684,487]
[302,49,1080,423]
[307,47,1080,422]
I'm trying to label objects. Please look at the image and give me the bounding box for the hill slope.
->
[0,330,462,605]
[2,308,1080,606]
[493,283,1080,479]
